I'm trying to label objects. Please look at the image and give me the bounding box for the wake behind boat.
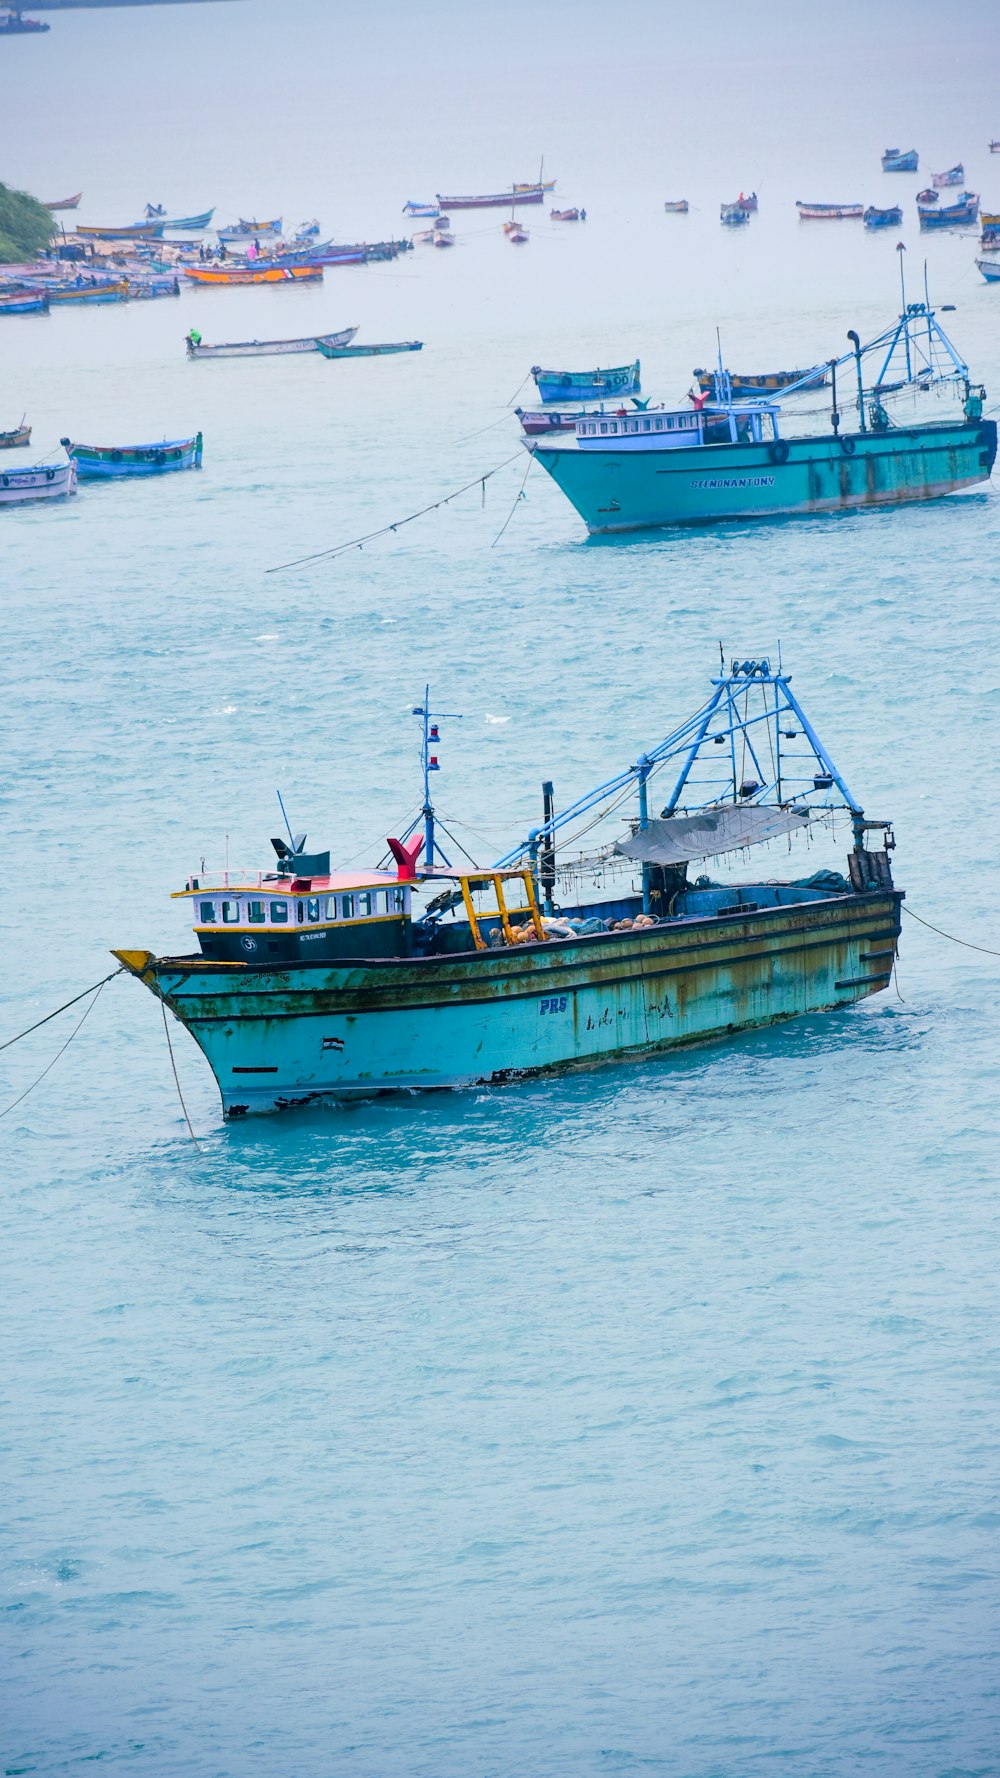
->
[185,326,358,359]
[113,660,901,1117]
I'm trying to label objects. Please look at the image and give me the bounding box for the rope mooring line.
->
[0,975,114,1120]
[902,904,1000,958]
[0,966,124,1053]
[161,998,202,1148]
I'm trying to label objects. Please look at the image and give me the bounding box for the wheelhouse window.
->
[270,899,289,924]
[221,898,240,924]
[391,887,406,914]
[306,897,322,922]
[356,891,373,917]
[325,896,339,920]
[248,900,265,924]
[341,894,354,919]
[199,900,216,924]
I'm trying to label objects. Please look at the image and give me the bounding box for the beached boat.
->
[45,278,128,303]
[863,205,904,229]
[44,193,82,211]
[932,165,964,188]
[550,208,580,221]
[662,199,689,213]
[316,339,423,358]
[127,274,180,299]
[720,202,749,225]
[436,187,544,208]
[0,460,76,504]
[113,660,902,1118]
[918,191,979,228]
[796,201,864,219]
[694,366,827,397]
[976,258,1000,283]
[402,201,441,217]
[76,221,164,241]
[532,361,641,404]
[0,422,30,448]
[185,326,357,359]
[529,299,995,534]
[61,434,203,478]
[0,291,49,314]
[882,148,918,172]
[181,264,323,285]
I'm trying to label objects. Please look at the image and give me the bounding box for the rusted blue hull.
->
[116,889,901,1116]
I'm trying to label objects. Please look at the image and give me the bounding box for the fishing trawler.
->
[114,661,902,1117]
[529,294,996,533]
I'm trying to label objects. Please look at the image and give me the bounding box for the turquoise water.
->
[4,2,1000,1771]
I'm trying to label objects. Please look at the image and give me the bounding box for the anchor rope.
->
[902,904,1000,958]
[266,452,523,573]
[0,975,114,1120]
[161,998,202,1148]
[0,967,124,1053]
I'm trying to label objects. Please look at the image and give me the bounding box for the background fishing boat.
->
[976,258,1000,283]
[159,208,215,231]
[881,147,918,171]
[0,421,30,448]
[863,205,904,229]
[44,193,82,211]
[796,201,864,219]
[736,191,759,212]
[694,366,827,397]
[316,339,423,358]
[0,291,49,314]
[916,187,938,203]
[181,264,323,285]
[720,202,749,226]
[61,434,203,478]
[550,208,580,221]
[126,274,180,299]
[186,326,358,359]
[516,404,653,436]
[433,227,454,247]
[662,199,689,212]
[0,10,49,32]
[76,221,164,241]
[0,460,76,504]
[532,360,641,404]
[436,188,544,208]
[402,200,440,217]
[45,278,128,304]
[216,217,283,245]
[507,223,529,243]
[932,165,964,187]
[918,191,979,227]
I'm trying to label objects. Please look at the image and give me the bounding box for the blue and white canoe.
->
[0,459,77,504]
[863,205,904,229]
[60,435,203,478]
[977,258,1000,282]
[882,147,919,172]
[147,205,215,230]
[402,200,441,217]
[531,360,641,405]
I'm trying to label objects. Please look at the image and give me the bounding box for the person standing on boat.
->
[186,328,202,354]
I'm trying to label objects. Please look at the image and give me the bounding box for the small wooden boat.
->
[127,274,180,299]
[216,218,282,244]
[882,148,918,172]
[916,187,938,204]
[863,204,904,229]
[0,461,76,504]
[693,366,827,397]
[181,264,323,285]
[46,278,128,303]
[436,188,544,209]
[662,199,689,213]
[0,422,30,448]
[932,165,964,188]
[61,434,203,478]
[736,191,759,212]
[532,360,640,404]
[918,191,979,228]
[412,228,436,245]
[720,202,749,226]
[515,179,555,194]
[44,193,82,211]
[186,326,357,359]
[976,258,1000,283]
[796,201,864,219]
[402,200,440,217]
[316,339,423,358]
[550,208,580,221]
[433,228,454,247]
[76,221,164,241]
[508,224,529,243]
[992,141,1000,153]
[0,291,49,314]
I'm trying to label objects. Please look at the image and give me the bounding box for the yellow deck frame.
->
[459,870,545,951]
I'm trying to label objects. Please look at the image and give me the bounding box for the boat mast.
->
[412,687,462,868]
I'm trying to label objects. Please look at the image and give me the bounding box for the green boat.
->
[531,299,996,534]
[316,339,422,358]
[114,662,901,1118]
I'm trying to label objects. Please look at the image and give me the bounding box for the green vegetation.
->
[0,182,55,264]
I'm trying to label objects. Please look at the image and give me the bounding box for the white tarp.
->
[615,803,811,865]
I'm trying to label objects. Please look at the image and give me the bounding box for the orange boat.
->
[181,264,324,287]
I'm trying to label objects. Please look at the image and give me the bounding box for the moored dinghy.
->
[720,201,749,225]
[882,148,919,171]
[694,366,827,397]
[181,264,323,285]
[185,326,358,358]
[316,339,423,358]
[976,258,1000,282]
[0,420,30,448]
[796,200,864,219]
[863,205,904,229]
[112,659,903,1118]
[932,164,964,187]
[918,190,979,227]
[532,360,641,403]
[61,434,204,478]
[44,193,82,210]
[0,459,77,504]
[662,199,689,213]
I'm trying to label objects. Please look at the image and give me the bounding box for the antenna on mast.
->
[412,686,463,868]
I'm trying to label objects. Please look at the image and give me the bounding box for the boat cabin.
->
[575,402,779,451]
[177,856,412,963]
